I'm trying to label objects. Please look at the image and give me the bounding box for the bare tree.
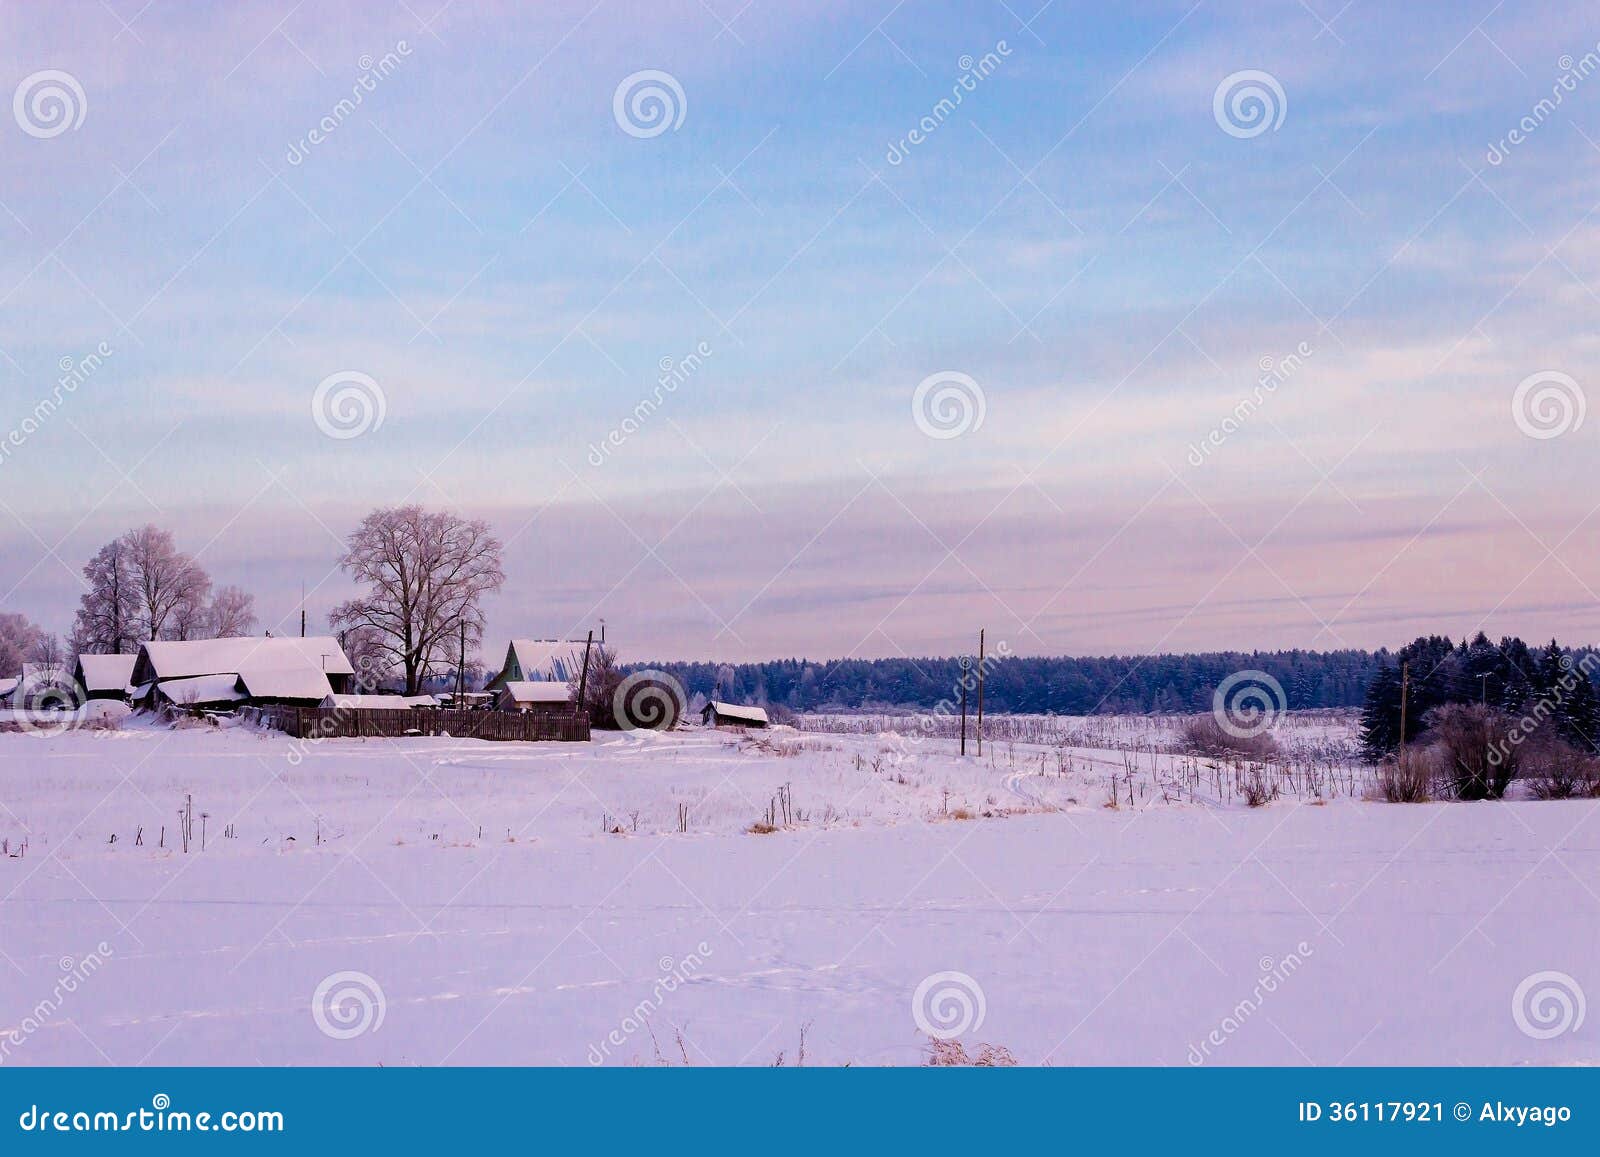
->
[120,526,211,641]
[329,506,505,695]
[207,585,257,637]
[0,612,45,675]
[72,538,140,654]
[29,632,66,676]
[335,624,393,692]
[578,644,624,726]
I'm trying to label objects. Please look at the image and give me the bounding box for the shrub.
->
[1239,769,1280,807]
[1523,741,1600,800]
[1180,715,1279,760]
[1424,703,1523,800]
[1375,747,1434,803]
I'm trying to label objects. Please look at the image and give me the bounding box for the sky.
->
[3,0,1600,663]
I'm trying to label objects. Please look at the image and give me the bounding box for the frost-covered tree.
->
[72,537,140,654]
[329,506,505,695]
[206,585,257,638]
[0,612,46,675]
[73,527,223,649]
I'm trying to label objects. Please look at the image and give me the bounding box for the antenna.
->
[300,581,306,638]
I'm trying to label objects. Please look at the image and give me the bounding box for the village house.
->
[73,654,137,701]
[127,636,355,711]
[484,638,595,712]
[701,701,769,729]
[484,638,592,688]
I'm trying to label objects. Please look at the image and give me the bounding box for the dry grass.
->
[925,1039,1018,1066]
[1180,715,1280,760]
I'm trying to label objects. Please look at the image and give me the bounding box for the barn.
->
[128,637,355,710]
[73,654,137,701]
[701,701,769,729]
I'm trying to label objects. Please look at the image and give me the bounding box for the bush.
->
[1424,704,1523,800]
[1375,747,1434,803]
[1180,715,1279,760]
[1524,742,1600,800]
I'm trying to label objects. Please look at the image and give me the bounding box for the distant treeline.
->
[639,650,1383,715]
[1360,633,1600,757]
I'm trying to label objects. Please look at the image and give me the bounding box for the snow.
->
[148,673,246,705]
[0,677,16,702]
[133,637,355,681]
[236,668,334,702]
[323,694,438,710]
[499,680,573,704]
[0,713,1596,1067]
[74,654,137,694]
[494,639,588,684]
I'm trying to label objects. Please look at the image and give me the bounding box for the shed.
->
[236,667,334,707]
[322,693,438,710]
[701,701,769,729]
[496,680,575,714]
[73,654,138,701]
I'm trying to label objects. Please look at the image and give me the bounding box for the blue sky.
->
[4,0,1600,662]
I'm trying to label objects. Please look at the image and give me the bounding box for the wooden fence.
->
[248,705,590,743]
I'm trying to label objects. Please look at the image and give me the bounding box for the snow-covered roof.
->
[75,653,137,693]
[705,701,769,725]
[0,677,18,700]
[237,668,334,702]
[500,680,573,704]
[505,639,589,683]
[323,693,437,710]
[133,637,354,683]
[154,674,247,705]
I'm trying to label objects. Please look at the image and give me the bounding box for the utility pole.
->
[576,630,595,717]
[1399,661,1410,765]
[959,657,970,756]
[456,620,466,706]
[976,628,985,757]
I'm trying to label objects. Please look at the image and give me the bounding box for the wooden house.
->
[701,701,769,729]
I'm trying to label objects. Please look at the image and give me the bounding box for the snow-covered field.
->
[1,713,1596,1066]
